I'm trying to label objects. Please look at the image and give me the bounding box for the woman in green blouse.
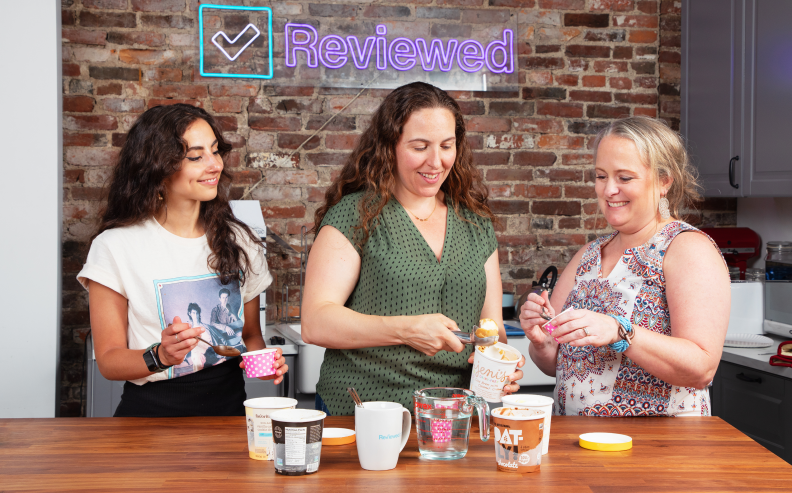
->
[302,82,525,415]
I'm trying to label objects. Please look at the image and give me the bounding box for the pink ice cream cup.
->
[241,349,278,378]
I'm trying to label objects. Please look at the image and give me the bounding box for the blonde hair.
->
[592,116,701,219]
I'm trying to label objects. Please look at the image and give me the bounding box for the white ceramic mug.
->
[354,401,411,471]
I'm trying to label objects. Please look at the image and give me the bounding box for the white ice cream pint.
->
[501,394,554,455]
[470,342,522,403]
[270,409,327,476]
[243,397,298,461]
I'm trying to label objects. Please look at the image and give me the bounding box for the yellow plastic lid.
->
[322,427,356,446]
[579,432,632,451]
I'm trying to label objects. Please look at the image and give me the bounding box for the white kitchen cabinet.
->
[682,0,792,197]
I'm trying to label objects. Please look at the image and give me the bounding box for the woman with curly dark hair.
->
[77,104,288,417]
[302,82,525,415]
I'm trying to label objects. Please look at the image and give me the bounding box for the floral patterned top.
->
[554,221,725,417]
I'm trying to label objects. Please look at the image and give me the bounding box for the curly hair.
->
[313,82,494,248]
[95,104,261,286]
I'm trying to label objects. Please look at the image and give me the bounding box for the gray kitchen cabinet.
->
[711,361,792,464]
[682,0,792,197]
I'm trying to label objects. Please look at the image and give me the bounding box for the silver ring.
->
[583,328,590,337]
[175,334,180,343]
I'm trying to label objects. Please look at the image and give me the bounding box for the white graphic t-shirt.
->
[78,218,272,385]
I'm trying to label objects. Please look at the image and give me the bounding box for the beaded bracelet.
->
[607,314,633,353]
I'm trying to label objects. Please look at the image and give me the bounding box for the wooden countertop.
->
[1,416,790,491]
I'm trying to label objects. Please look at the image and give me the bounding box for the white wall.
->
[0,1,61,417]
[737,198,792,269]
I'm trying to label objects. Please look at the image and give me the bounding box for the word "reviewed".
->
[285,24,514,74]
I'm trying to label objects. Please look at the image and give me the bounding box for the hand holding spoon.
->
[452,326,498,347]
[194,335,241,357]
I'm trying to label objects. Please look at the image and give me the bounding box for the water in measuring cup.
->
[415,408,472,460]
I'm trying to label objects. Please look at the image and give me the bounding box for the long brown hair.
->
[313,82,493,247]
[95,104,261,285]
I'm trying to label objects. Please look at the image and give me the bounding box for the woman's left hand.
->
[550,309,621,348]
[466,353,525,395]
[239,348,289,385]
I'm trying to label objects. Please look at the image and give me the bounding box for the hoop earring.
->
[659,195,671,220]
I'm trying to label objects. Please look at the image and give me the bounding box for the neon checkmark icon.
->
[211,23,261,61]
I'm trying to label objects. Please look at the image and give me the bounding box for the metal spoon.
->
[347,387,364,408]
[452,326,498,347]
[194,336,241,357]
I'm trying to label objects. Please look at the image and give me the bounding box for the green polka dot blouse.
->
[315,191,498,415]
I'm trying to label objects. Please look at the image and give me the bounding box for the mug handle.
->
[398,407,411,452]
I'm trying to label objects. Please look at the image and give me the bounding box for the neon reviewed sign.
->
[285,24,514,74]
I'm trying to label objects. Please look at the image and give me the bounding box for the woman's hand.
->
[400,314,466,356]
[159,316,205,367]
[519,291,555,347]
[466,352,525,395]
[239,348,289,385]
[550,309,621,348]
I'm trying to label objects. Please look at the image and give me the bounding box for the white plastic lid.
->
[243,397,298,409]
[502,394,554,408]
[270,408,327,423]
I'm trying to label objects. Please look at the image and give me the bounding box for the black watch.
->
[143,343,169,373]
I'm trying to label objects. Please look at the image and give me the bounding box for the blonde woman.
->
[521,116,730,417]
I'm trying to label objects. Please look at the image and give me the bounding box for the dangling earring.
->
[659,194,671,220]
[158,193,164,201]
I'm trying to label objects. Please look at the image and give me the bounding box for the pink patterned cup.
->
[241,349,278,378]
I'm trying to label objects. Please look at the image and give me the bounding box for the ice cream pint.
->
[270,409,327,476]
[491,407,544,473]
[470,342,522,403]
[244,397,298,460]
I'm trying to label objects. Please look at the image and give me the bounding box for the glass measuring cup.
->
[413,387,490,460]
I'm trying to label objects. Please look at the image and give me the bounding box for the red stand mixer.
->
[700,227,761,280]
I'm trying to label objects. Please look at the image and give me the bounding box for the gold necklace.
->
[402,197,438,222]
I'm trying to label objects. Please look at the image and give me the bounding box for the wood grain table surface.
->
[1,416,790,492]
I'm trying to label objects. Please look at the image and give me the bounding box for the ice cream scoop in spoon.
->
[194,336,241,357]
[451,327,498,347]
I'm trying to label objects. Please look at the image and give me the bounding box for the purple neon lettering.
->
[456,40,485,73]
[415,38,458,72]
[319,35,348,69]
[346,36,376,70]
[285,23,318,68]
[376,25,387,70]
[485,29,514,74]
[388,38,417,71]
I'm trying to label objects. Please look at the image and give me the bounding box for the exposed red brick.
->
[63,115,117,131]
[629,30,658,44]
[593,60,628,73]
[62,29,107,45]
[615,92,658,105]
[591,0,634,11]
[147,99,203,108]
[486,169,534,182]
[587,105,631,119]
[537,101,584,118]
[558,217,580,229]
[609,77,632,90]
[490,200,531,215]
[96,83,122,95]
[512,118,565,134]
[540,234,587,246]
[278,133,320,151]
[64,96,95,113]
[554,74,578,86]
[569,90,612,103]
[143,68,182,82]
[514,184,562,199]
[208,84,258,97]
[564,13,610,28]
[522,57,565,70]
[249,116,301,132]
[535,168,583,182]
[531,201,581,216]
[613,46,633,59]
[634,107,658,117]
[489,185,512,198]
[227,169,262,185]
[563,153,594,165]
[473,151,510,166]
[119,49,179,65]
[63,63,81,77]
[64,169,86,183]
[102,98,145,113]
[151,85,208,99]
[638,1,658,13]
[565,45,611,58]
[273,86,315,97]
[131,0,184,12]
[79,11,136,28]
[63,133,103,147]
[613,15,659,28]
[513,151,557,167]
[582,75,606,87]
[107,31,165,47]
[564,185,597,198]
[538,0,584,9]
[262,206,307,219]
[537,135,584,149]
[326,134,360,150]
[465,117,511,133]
[211,99,242,113]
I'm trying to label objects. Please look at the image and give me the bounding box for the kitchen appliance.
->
[765,241,792,281]
[764,281,792,338]
[727,282,764,336]
[700,227,761,280]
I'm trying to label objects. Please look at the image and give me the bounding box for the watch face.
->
[143,349,161,372]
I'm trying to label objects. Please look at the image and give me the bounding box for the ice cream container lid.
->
[492,407,545,421]
[270,409,327,423]
[243,397,298,409]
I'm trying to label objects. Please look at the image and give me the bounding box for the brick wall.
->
[60,0,736,416]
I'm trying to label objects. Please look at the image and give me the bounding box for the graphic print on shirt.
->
[154,274,244,379]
